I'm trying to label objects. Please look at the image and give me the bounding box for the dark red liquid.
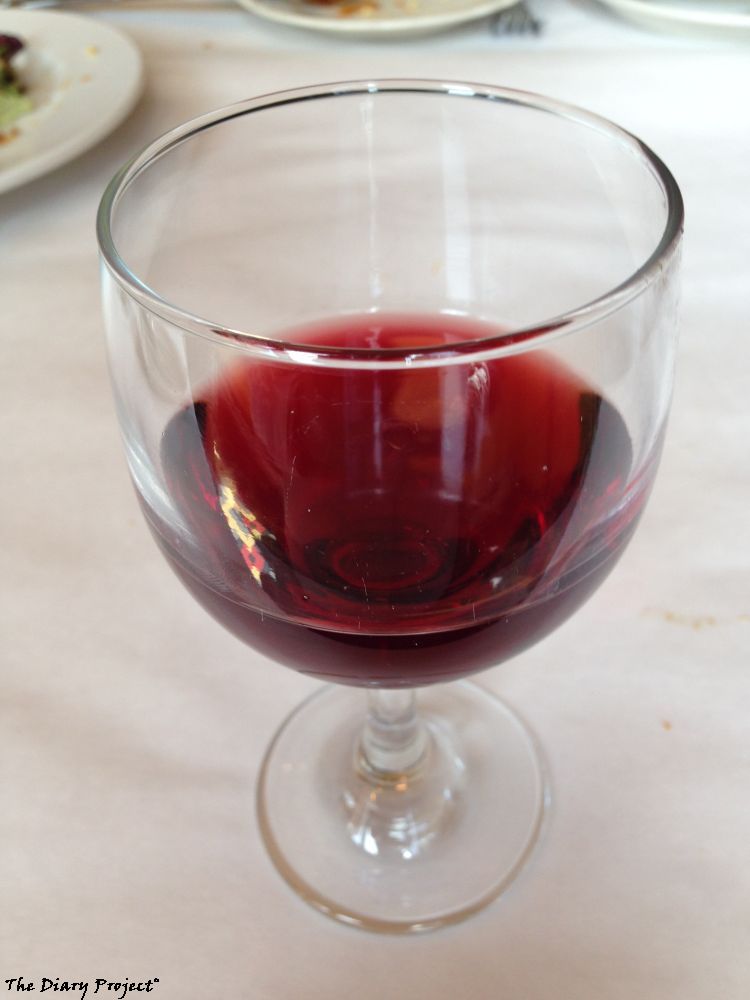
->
[143,314,648,686]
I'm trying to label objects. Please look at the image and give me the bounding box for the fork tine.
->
[490,2,542,36]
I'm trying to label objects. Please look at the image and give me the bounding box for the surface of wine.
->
[145,314,645,685]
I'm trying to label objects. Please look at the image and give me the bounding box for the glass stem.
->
[359,689,429,779]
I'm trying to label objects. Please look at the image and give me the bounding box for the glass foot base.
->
[257,682,548,934]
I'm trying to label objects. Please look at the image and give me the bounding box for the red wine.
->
[143,314,648,686]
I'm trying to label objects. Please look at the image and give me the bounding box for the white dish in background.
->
[235,0,516,38]
[0,11,143,195]
[596,0,750,32]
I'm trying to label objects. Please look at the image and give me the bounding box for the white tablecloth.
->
[2,2,749,997]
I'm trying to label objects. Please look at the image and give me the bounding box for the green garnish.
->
[0,33,32,131]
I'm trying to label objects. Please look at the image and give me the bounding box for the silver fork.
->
[489,1,542,36]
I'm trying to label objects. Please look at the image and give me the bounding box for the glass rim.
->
[96,78,684,364]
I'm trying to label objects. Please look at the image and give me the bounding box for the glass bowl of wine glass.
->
[97,80,683,934]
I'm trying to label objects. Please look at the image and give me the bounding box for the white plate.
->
[235,0,517,38]
[0,11,143,195]
[595,0,750,32]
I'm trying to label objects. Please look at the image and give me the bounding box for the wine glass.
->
[97,80,683,933]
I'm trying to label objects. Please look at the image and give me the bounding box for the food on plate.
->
[0,34,33,131]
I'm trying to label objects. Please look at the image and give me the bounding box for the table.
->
[2,2,749,998]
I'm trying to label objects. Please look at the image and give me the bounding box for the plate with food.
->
[0,11,143,195]
[235,0,517,37]
[595,0,750,32]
